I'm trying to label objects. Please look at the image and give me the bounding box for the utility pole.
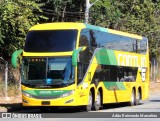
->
[85,0,90,24]
[85,0,99,23]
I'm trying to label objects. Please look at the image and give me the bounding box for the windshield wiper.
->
[22,82,36,88]
[50,82,68,86]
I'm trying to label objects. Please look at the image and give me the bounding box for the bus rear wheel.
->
[93,90,102,111]
[129,89,136,106]
[135,90,141,105]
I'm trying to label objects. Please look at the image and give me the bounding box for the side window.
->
[117,67,124,82]
[77,62,89,85]
[92,65,138,82]
[104,65,110,81]
[80,29,147,54]
[110,66,117,82]
[92,65,101,83]
[124,67,137,82]
[133,38,147,54]
[79,29,90,47]
[132,40,141,53]
[140,38,147,54]
[90,30,98,48]
[92,65,117,82]
[77,63,84,84]
[77,48,90,85]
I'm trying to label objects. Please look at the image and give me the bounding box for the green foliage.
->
[0,24,4,44]
[90,0,160,58]
[0,0,46,60]
[41,0,85,22]
[0,0,159,60]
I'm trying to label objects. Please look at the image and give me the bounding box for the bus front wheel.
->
[83,91,93,111]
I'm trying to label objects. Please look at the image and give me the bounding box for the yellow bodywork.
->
[21,22,150,107]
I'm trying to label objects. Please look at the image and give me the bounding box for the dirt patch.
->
[0,96,22,104]
[150,82,160,95]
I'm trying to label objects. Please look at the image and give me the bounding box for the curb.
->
[0,107,7,112]
[0,103,32,112]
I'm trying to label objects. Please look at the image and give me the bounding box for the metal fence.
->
[150,58,160,82]
[0,58,21,100]
[0,57,160,99]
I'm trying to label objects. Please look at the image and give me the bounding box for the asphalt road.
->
[0,94,160,121]
[10,94,160,113]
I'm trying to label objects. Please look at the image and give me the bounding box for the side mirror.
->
[11,49,23,68]
[72,47,86,67]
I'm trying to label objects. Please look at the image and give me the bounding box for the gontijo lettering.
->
[118,53,146,67]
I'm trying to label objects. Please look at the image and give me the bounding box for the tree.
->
[90,0,160,58]
[0,0,45,60]
[40,0,85,22]
[0,0,159,60]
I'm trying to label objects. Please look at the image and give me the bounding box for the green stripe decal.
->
[72,47,83,66]
[103,82,126,90]
[95,49,117,65]
[23,90,70,96]
[85,24,108,32]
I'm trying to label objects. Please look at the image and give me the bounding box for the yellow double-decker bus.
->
[12,22,150,112]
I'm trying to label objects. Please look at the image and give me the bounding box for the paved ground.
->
[0,82,160,112]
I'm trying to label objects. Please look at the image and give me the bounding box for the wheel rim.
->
[136,91,140,104]
[96,92,101,107]
[88,92,92,108]
[138,92,140,100]
[131,91,134,105]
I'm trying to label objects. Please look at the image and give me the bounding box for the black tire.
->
[129,89,136,106]
[93,90,102,111]
[83,91,93,111]
[135,90,141,105]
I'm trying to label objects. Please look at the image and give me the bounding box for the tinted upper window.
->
[79,29,147,54]
[24,30,77,52]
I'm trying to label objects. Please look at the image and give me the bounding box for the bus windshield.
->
[24,30,77,52]
[22,57,75,88]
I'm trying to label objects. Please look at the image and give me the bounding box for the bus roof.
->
[29,22,143,40]
[29,22,86,31]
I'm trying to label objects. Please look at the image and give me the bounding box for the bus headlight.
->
[60,90,75,98]
[22,91,32,98]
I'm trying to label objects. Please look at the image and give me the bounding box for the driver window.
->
[77,48,90,85]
